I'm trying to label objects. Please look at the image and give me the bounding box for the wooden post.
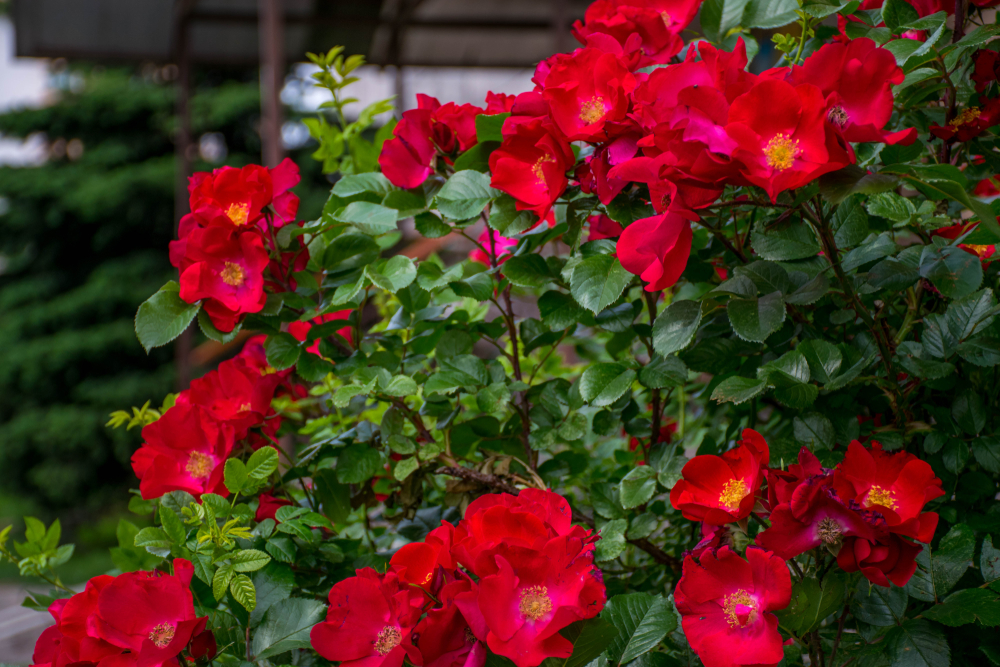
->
[259,0,285,167]
[173,0,194,391]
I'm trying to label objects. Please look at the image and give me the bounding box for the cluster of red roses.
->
[377,0,935,292]
[670,430,943,667]
[170,159,304,332]
[131,337,285,500]
[310,489,606,667]
[31,559,214,667]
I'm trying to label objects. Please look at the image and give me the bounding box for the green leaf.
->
[594,518,628,562]
[831,196,871,248]
[337,201,399,236]
[932,524,974,596]
[449,272,494,301]
[477,382,512,413]
[394,457,419,481]
[230,573,256,611]
[953,388,986,435]
[957,338,1000,366]
[488,193,537,236]
[476,113,510,143]
[333,172,395,198]
[701,0,751,42]
[819,165,899,205]
[884,619,950,667]
[570,255,633,314]
[797,340,843,384]
[562,618,619,667]
[322,233,381,271]
[777,573,848,635]
[638,355,688,389]
[946,288,996,341]
[711,376,768,405]
[973,437,1000,474]
[922,588,1000,627]
[601,593,676,664]
[366,255,416,293]
[591,483,625,519]
[251,597,327,657]
[246,447,279,482]
[866,192,915,222]
[538,291,586,331]
[727,291,786,342]
[134,526,171,550]
[197,308,242,344]
[250,563,295,627]
[382,374,418,397]
[414,211,451,238]
[503,254,554,288]
[231,549,272,573]
[742,0,798,28]
[851,583,907,626]
[981,535,1000,582]
[214,563,235,601]
[579,363,636,407]
[920,244,983,299]
[436,170,498,221]
[265,536,296,563]
[619,466,658,510]
[159,507,187,545]
[314,469,351,524]
[650,443,687,489]
[652,300,702,356]
[337,444,382,484]
[134,282,200,353]
[265,333,302,371]
[751,218,822,260]
[224,459,248,495]
[882,0,920,33]
[794,412,835,449]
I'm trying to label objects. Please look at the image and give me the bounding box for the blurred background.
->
[0,0,607,661]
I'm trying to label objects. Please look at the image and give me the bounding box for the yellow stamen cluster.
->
[718,478,749,512]
[532,155,555,184]
[374,626,402,656]
[949,107,981,127]
[226,201,250,226]
[185,451,213,480]
[722,589,758,628]
[579,96,607,125]
[220,261,245,287]
[865,485,898,510]
[764,133,799,171]
[519,585,553,621]
[148,622,176,648]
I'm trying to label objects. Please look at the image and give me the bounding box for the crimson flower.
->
[571,0,702,66]
[930,98,1000,142]
[670,429,770,525]
[726,78,853,201]
[588,214,623,241]
[489,118,575,222]
[787,38,916,145]
[973,49,1000,93]
[91,559,207,665]
[674,546,792,667]
[176,356,282,439]
[831,441,944,542]
[255,492,294,523]
[764,446,824,510]
[616,211,693,291]
[929,221,996,264]
[470,228,518,266]
[31,575,122,666]
[837,532,923,588]
[131,403,235,499]
[310,568,424,667]
[413,576,487,667]
[541,48,636,142]
[187,158,300,230]
[390,523,456,588]
[171,226,270,333]
[485,91,518,114]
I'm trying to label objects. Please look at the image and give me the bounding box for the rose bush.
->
[3,3,1000,666]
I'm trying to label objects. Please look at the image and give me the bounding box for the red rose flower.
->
[310,568,425,667]
[390,523,457,588]
[617,211,693,291]
[485,91,518,114]
[674,546,792,667]
[831,441,944,542]
[930,98,1000,142]
[413,576,487,667]
[31,575,123,666]
[765,446,825,510]
[688,522,732,559]
[470,228,518,266]
[837,532,923,588]
[131,403,235,499]
[571,0,702,66]
[929,221,996,263]
[588,214,623,241]
[189,629,218,660]
[288,310,354,355]
[577,145,633,205]
[725,78,854,202]
[91,559,207,665]
[171,226,270,333]
[787,38,917,145]
[177,356,282,439]
[541,48,636,143]
[973,49,1000,93]
[477,537,606,667]
[187,158,300,230]
[489,118,575,222]
[670,429,770,525]
[255,492,294,523]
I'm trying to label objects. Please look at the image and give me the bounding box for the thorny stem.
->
[829,603,851,667]
[644,291,663,456]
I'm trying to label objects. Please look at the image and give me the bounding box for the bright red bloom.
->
[91,559,206,665]
[670,429,770,525]
[379,95,484,189]
[929,221,996,263]
[973,49,1000,93]
[725,78,854,202]
[837,533,922,588]
[787,38,916,145]
[310,568,424,667]
[832,441,944,542]
[688,522,732,559]
[485,91,518,114]
[413,576,487,667]
[572,0,702,66]
[189,629,218,661]
[288,310,354,355]
[470,228,518,266]
[31,575,123,666]
[930,98,1000,142]
[674,546,791,667]
[577,144,634,205]
[617,211,693,291]
[541,48,636,142]
[186,158,300,231]
[171,226,270,333]
[255,492,294,523]
[588,214,623,241]
[131,403,235,499]
[489,118,575,222]
[764,446,825,510]
[390,523,456,588]
[477,538,605,667]
[177,356,282,439]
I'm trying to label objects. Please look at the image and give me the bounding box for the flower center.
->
[226,201,250,226]
[764,133,799,171]
[718,478,749,512]
[827,106,849,128]
[660,11,672,26]
[518,585,553,621]
[865,485,898,510]
[238,402,252,414]
[220,261,245,286]
[950,107,981,127]
[722,589,758,628]
[965,243,992,258]
[817,517,843,545]
[579,96,607,125]
[374,626,402,656]
[464,627,476,644]
[532,154,555,184]
[186,451,214,480]
[148,622,176,649]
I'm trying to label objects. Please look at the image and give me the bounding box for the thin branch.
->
[436,466,521,495]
